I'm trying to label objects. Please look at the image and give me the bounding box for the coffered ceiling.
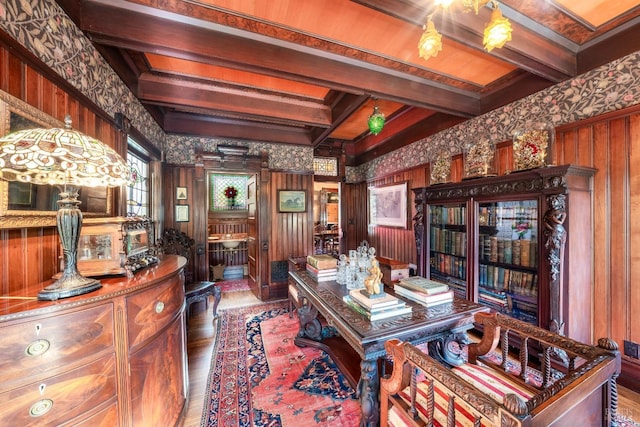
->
[57,0,640,165]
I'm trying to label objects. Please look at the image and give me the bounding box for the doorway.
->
[313,182,341,255]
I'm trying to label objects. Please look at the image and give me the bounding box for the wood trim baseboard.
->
[619,358,640,393]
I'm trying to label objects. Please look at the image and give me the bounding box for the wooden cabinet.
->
[0,255,188,427]
[413,165,595,343]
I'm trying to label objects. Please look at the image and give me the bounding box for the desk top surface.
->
[290,270,488,359]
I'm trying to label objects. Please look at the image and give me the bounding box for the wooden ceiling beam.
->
[163,112,314,145]
[70,0,481,116]
[310,93,370,147]
[354,0,576,81]
[346,113,467,166]
[137,74,332,127]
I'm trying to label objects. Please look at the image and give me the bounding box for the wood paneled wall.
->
[0,45,125,293]
[269,172,315,263]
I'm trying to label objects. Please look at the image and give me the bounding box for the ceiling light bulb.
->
[434,0,455,10]
[418,19,443,60]
[483,3,512,52]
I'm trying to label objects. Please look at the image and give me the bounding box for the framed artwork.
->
[278,190,306,212]
[175,204,189,222]
[368,182,408,228]
[176,186,187,200]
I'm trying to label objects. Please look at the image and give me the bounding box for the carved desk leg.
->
[358,359,380,427]
[295,301,323,341]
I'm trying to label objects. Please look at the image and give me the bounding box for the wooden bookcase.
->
[413,165,596,343]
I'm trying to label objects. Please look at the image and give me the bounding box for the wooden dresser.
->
[0,255,188,427]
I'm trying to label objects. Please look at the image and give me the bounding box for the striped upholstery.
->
[387,363,535,427]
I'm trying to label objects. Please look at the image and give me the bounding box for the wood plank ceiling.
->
[57,0,640,166]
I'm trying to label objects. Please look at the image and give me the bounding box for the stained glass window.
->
[313,157,338,176]
[126,146,149,217]
[210,174,248,210]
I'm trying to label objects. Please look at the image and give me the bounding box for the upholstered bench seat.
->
[388,362,536,427]
[381,312,621,427]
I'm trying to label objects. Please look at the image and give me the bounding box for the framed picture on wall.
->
[278,190,306,212]
[175,204,189,222]
[176,186,187,200]
[368,182,408,228]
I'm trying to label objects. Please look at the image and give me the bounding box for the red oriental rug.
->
[216,278,251,293]
[200,301,360,427]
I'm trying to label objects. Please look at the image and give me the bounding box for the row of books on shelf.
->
[430,205,466,225]
[480,235,537,268]
[430,253,466,280]
[429,228,466,257]
[393,276,454,307]
[479,264,538,297]
[478,287,538,323]
[478,205,537,227]
[343,289,412,321]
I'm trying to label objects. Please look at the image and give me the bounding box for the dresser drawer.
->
[69,400,119,427]
[0,304,114,386]
[126,274,184,351]
[0,353,118,427]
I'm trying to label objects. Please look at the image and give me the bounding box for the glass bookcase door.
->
[477,199,538,324]
[428,203,467,298]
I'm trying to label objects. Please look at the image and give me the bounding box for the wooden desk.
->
[288,270,488,427]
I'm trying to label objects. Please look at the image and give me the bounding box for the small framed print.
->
[175,204,189,222]
[176,186,187,200]
[278,190,306,212]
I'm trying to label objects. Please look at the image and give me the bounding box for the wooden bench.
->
[381,311,621,427]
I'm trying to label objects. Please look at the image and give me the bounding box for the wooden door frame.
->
[195,147,269,294]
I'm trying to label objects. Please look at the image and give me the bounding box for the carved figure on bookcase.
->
[413,202,425,257]
[543,194,567,338]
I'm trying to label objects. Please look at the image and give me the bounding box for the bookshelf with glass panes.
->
[413,165,596,343]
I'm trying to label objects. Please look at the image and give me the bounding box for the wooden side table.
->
[185,281,221,323]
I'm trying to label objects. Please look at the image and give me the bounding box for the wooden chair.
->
[157,228,221,323]
[380,311,621,427]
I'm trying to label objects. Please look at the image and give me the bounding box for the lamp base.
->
[38,274,101,301]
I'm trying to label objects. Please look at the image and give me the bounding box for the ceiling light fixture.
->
[418,16,443,60]
[367,101,386,136]
[483,1,512,52]
[0,116,129,300]
[418,0,511,60]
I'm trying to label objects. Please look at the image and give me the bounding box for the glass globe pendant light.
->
[367,101,385,136]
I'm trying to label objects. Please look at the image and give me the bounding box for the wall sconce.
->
[0,116,129,300]
[367,101,386,136]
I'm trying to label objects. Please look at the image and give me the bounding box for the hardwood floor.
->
[181,292,640,426]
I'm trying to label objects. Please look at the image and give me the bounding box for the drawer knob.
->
[29,398,53,417]
[25,339,50,357]
[155,301,165,313]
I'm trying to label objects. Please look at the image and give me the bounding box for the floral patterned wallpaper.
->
[2,0,639,182]
[348,51,640,182]
[0,0,166,148]
[166,135,314,173]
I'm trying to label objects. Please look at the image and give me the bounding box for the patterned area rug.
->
[200,301,360,427]
[216,278,250,293]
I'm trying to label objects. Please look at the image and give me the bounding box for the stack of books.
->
[343,289,412,321]
[394,276,454,307]
[306,254,338,282]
